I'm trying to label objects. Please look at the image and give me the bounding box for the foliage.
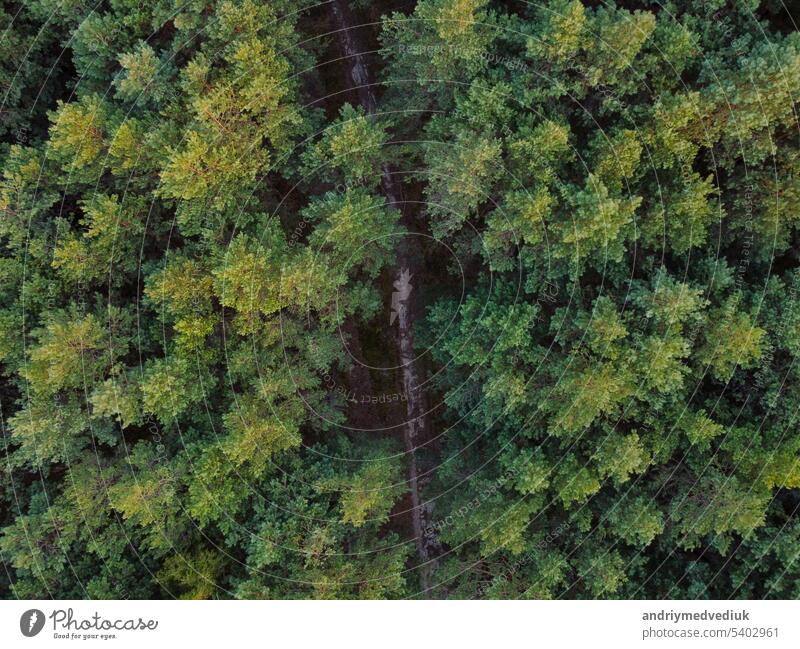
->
[1,0,799,600]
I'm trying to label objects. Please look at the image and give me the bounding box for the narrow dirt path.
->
[329,0,438,592]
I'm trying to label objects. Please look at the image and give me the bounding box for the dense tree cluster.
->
[1,0,799,599]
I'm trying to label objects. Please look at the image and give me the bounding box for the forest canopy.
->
[1,0,800,599]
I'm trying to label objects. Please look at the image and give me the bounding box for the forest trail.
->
[329,0,438,592]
